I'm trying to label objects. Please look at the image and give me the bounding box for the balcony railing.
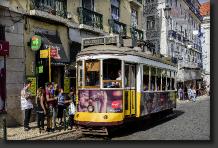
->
[168,30,177,39]
[109,19,127,37]
[185,0,203,21]
[131,27,144,41]
[30,0,67,18]
[171,57,178,64]
[78,7,103,30]
[137,0,143,4]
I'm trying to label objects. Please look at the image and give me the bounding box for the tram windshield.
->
[85,59,100,88]
[103,59,122,88]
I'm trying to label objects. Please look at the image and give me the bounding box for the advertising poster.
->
[140,91,176,116]
[27,76,36,96]
[64,77,70,93]
[78,90,123,113]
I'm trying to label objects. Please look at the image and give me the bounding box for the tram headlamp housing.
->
[103,115,108,119]
[87,105,94,112]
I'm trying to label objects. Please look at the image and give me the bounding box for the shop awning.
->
[37,33,69,65]
[177,69,202,82]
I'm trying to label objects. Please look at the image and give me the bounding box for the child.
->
[36,87,46,132]
[57,88,65,126]
[67,88,76,130]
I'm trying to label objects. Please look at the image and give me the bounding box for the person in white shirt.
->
[21,80,33,131]
[114,70,127,88]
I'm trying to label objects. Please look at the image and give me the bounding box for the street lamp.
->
[164,4,171,20]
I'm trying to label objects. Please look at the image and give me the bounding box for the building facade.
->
[200,1,210,87]
[143,0,203,90]
[1,0,145,126]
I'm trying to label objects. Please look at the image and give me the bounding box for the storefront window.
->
[150,67,156,91]
[103,59,122,88]
[143,65,149,91]
[85,60,100,87]
[77,61,83,87]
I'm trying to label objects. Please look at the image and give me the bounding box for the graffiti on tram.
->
[140,91,176,116]
[78,90,123,113]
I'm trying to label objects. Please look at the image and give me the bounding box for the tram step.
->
[80,127,108,135]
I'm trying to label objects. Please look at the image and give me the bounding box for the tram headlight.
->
[103,115,108,119]
[87,105,94,112]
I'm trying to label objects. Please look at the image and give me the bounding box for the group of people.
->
[178,85,197,102]
[20,80,76,132]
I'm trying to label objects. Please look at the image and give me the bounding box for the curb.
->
[27,129,82,140]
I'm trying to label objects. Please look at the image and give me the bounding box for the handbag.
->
[68,102,75,115]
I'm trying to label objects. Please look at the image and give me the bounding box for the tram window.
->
[125,64,135,88]
[125,64,130,87]
[77,61,83,87]
[171,71,175,90]
[143,65,149,91]
[162,70,166,91]
[103,59,122,88]
[167,70,171,90]
[150,67,156,91]
[85,60,100,87]
[156,68,161,91]
[172,78,175,90]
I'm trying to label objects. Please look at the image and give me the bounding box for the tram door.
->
[124,63,136,116]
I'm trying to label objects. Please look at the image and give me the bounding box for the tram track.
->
[76,110,181,140]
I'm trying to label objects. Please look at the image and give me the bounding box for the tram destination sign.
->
[82,36,119,49]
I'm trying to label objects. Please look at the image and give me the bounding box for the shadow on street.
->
[108,110,184,139]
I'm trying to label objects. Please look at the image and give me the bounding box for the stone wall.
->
[0,9,25,126]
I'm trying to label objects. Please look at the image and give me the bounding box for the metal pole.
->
[3,117,7,141]
[48,47,51,82]
[63,109,66,131]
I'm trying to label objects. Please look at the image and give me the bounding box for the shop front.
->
[177,68,202,89]
[32,32,69,89]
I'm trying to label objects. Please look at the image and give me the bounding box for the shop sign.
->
[40,49,49,58]
[38,65,43,74]
[31,35,42,51]
[64,77,70,93]
[0,41,9,56]
[26,76,37,96]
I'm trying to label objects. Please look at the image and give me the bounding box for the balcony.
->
[128,0,143,7]
[168,30,177,40]
[171,57,178,64]
[30,0,67,18]
[131,27,144,41]
[108,19,127,37]
[78,7,103,31]
[184,0,203,21]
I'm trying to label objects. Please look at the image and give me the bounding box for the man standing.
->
[21,80,33,131]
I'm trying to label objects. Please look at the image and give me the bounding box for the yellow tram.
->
[74,36,177,135]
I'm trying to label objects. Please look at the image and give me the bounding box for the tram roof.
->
[77,45,177,67]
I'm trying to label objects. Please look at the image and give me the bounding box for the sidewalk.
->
[7,121,82,140]
[176,94,209,105]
